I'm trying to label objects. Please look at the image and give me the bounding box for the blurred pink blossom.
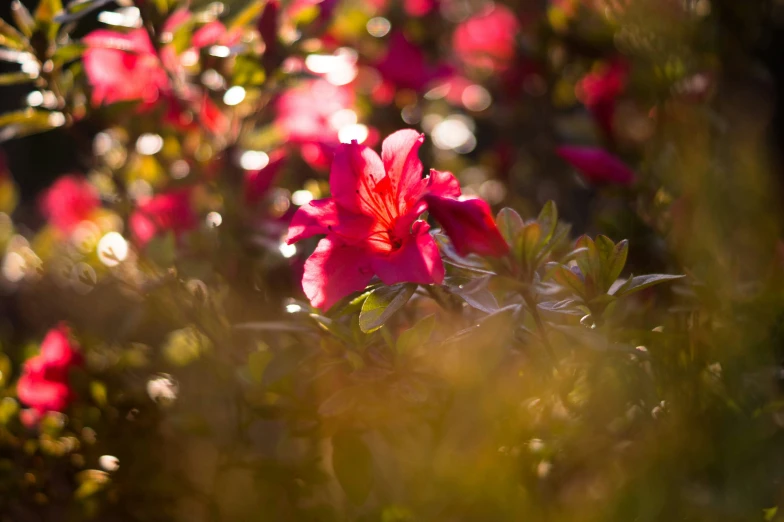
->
[40,175,99,235]
[130,189,198,247]
[17,324,83,423]
[453,4,520,72]
[557,146,636,185]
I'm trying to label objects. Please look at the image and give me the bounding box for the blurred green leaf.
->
[11,1,35,38]
[332,431,373,505]
[0,17,28,50]
[51,42,84,65]
[537,200,558,245]
[248,347,273,383]
[0,72,35,85]
[359,284,416,333]
[612,274,686,297]
[396,314,436,355]
[90,381,107,407]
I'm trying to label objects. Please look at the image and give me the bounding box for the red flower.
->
[245,150,287,205]
[453,4,520,72]
[576,59,629,137]
[556,146,635,185]
[17,324,83,420]
[83,29,169,106]
[375,32,451,92]
[130,189,198,247]
[40,175,100,235]
[286,129,507,309]
[275,79,357,169]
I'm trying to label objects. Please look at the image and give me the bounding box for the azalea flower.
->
[130,189,198,247]
[83,16,230,135]
[576,59,629,138]
[275,79,357,169]
[286,129,508,309]
[375,32,451,93]
[82,28,169,106]
[453,4,520,73]
[40,175,100,235]
[17,324,83,424]
[556,146,636,185]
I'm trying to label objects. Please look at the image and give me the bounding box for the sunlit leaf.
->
[0,72,35,85]
[0,17,28,50]
[359,283,416,333]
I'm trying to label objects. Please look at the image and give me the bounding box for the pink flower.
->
[130,189,198,247]
[17,324,83,419]
[422,177,509,257]
[40,175,100,235]
[83,29,169,106]
[286,129,507,309]
[375,32,451,92]
[453,4,520,72]
[275,79,356,169]
[576,59,629,137]
[556,146,636,185]
[245,150,287,205]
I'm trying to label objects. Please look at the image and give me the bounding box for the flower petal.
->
[302,236,374,310]
[381,129,425,210]
[425,169,461,198]
[329,140,386,215]
[287,198,373,244]
[556,146,635,185]
[371,221,444,285]
[425,195,509,257]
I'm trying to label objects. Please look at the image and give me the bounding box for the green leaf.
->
[229,0,264,32]
[496,207,523,246]
[535,221,571,266]
[537,299,584,316]
[0,109,61,142]
[90,381,107,407]
[515,222,541,270]
[551,264,586,299]
[11,1,35,38]
[396,314,436,355]
[35,0,63,41]
[51,43,84,65]
[359,284,416,333]
[446,275,499,313]
[332,431,374,505]
[537,200,558,245]
[764,506,778,522]
[0,72,34,86]
[612,274,686,297]
[596,236,628,292]
[162,326,211,366]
